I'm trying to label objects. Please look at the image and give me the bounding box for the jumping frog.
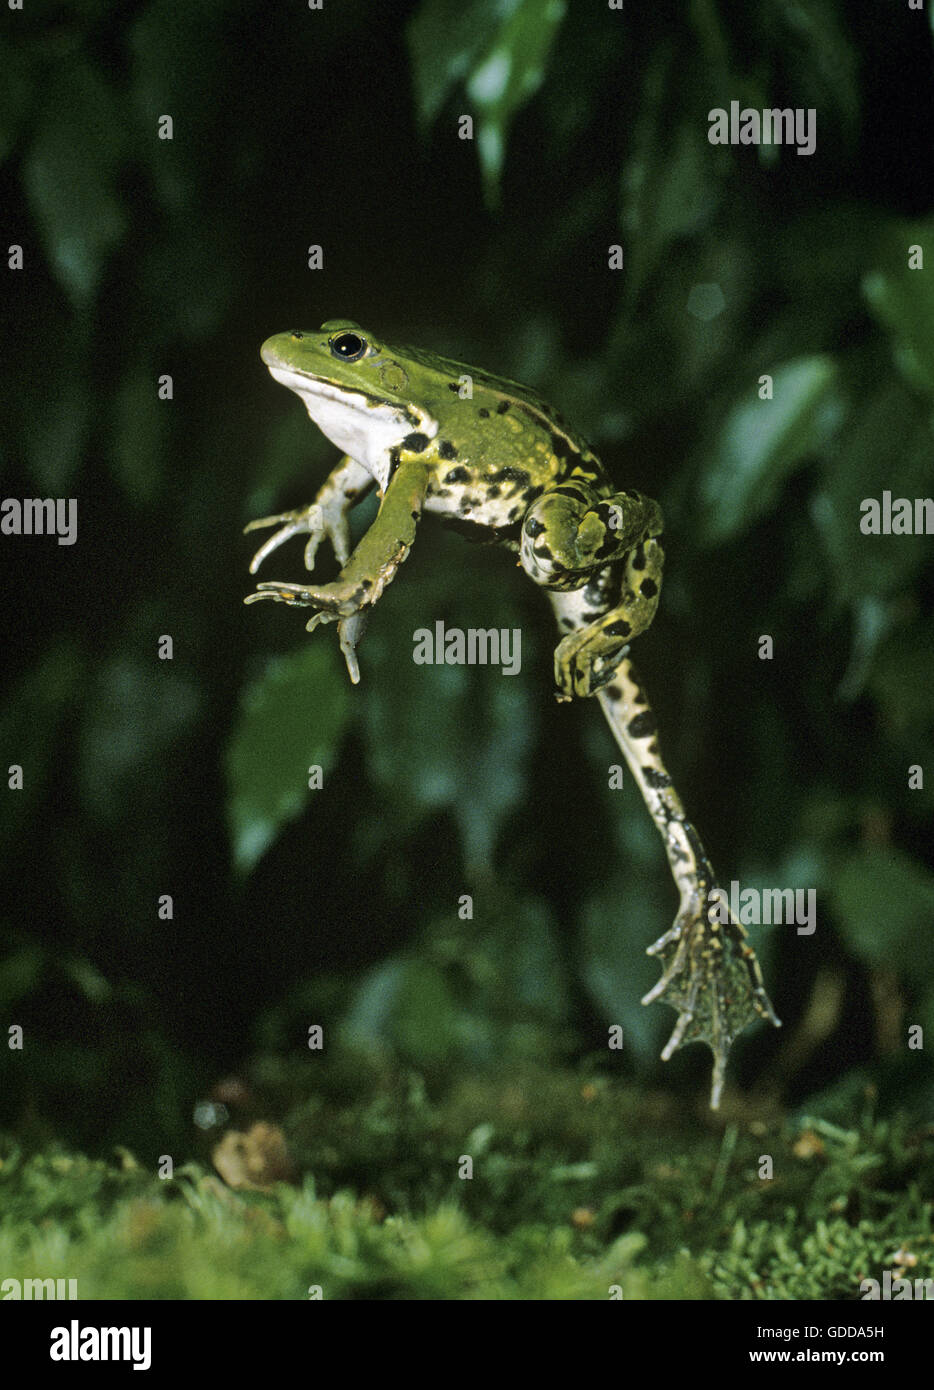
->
[245,320,780,1107]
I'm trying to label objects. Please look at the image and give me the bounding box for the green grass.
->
[1,1055,931,1299]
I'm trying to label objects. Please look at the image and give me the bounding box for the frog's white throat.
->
[268,365,437,490]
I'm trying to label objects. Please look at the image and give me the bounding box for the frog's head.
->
[261,320,438,489]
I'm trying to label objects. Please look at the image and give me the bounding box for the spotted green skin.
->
[245,320,780,1107]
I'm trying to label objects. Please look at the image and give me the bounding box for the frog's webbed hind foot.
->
[642,895,781,1108]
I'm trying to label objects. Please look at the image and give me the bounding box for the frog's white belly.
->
[424,466,536,529]
[423,492,521,529]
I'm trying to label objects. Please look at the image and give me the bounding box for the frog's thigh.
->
[552,540,664,698]
[521,483,662,588]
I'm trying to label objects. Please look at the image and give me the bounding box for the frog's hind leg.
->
[520,479,662,591]
[594,659,781,1107]
[547,581,779,1107]
[552,539,664,700]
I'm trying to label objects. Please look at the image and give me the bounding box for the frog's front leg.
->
[245,453,430,680]
[244,453,374,575]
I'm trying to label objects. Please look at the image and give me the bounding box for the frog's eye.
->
[329,331,367,362]
[290,331,304,341]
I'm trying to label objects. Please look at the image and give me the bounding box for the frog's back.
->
[394,340,604,484]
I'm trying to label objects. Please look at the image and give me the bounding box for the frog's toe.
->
[317,516,351,569]
[300,610,368,683]
[553,655,577,701]
[245,503,353,575]
[246,578,369,616]
[554,632,589,698]
[245,507,318,574]
[244,583,305,607]
[554,631,626,700]
[337,612,368,684]
[299,507,352,572]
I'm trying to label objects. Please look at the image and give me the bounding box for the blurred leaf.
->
[407,0,495,126]
[0,946,45,1012]
[698,356,841,546]
[621,52,721,302]
[226,643,351,873]
[466,0,566,203]
[129,0,225,212]
[868,621,934,741]
[63,956,111,1005]
[0,641,84,857]
[0,35,37,166]
[766,0,859,140]
[344,895,568,1066]
[814,381,933,602]
[108,371,170,506]
[390,959,460,1064]
[449,892,568,1052]
[830,846,934,975]
[835,595,894,703]
[20,329,93,493]
[580,873,669,1069]
[484,894,566,1021]
[128,2,234,339]
[341,960,408,1046]
[77,654,200,823]
[244,402,335,522]
[408,0,567,204]
[863,219,934,398]
[22,61,127,306]
[361,538,538,872]
[342,957,460,1064]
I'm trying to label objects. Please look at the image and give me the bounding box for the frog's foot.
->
[554,629,629,700]
[553,539,664,700]
[245,501,351,576]
[641,892,781,1108]
[244,576,372,618]
[243,584,369,681]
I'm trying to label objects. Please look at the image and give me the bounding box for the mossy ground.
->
[2,1055,931,1300]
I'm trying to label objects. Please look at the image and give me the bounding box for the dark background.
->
[1,0,933,1162]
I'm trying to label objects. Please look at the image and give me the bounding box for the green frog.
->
[244,319,780,1107]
